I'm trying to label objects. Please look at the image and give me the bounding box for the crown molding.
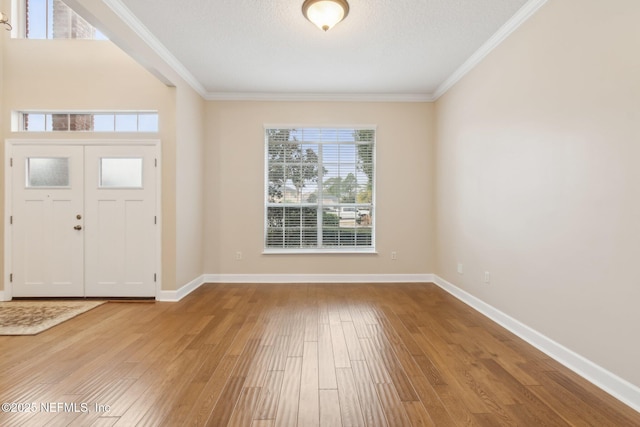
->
[432,0,548,100]
[204,92,435,103]
[103,0,546,103]
[102,0,207,98]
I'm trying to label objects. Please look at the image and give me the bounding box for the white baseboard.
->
[0,290,9,301]
[157,273,432,302]
[156,275,206,302]
[203,273,434,284]
[432,274,640,413]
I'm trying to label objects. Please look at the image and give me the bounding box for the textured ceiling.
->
[112,0,533,99]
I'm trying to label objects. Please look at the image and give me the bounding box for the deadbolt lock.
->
[76,214,82,220]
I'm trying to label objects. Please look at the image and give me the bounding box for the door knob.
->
[74,225,82,230]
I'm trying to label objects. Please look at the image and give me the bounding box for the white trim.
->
[156,275,206,302]
[0,291,9,301]
[101,0,207,98]
[3,140,13,300]
[204,274,434,284]
[264,124,379,130]
[6,139,159,146]
[432,0,548,100]
[263,249,378,255]
[432,275,640,413]
[205,92,434,103]
[153,144,162,299]
[10,0,24,39]
[155,273,433,302]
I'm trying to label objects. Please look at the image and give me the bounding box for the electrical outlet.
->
[484,271,491,284]
[391,251,397,260]
[457,263,463,274]
[235,251,242,260]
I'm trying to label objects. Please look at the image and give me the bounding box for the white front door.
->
[11,145,85,297]
[10,144,157,298]
[84,146,156,297]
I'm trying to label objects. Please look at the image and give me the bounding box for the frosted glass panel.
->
[27,158,70,187]
[100,158,143,188]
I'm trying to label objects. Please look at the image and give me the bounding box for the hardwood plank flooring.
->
[1,283,639,426]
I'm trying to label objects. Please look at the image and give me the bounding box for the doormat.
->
[0,300,106,335]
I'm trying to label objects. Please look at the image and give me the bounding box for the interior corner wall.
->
[203,101,222,275]
[175,85,205,288]
[203,101,436,276]
[434,0,640,388]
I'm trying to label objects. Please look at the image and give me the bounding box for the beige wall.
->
[176,86,205,287]
[435,0,640,387]
[204,101,435,275]
[2,41,171,111]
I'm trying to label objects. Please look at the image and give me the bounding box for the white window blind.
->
[265,127,375,252]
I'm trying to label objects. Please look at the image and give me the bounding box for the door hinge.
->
[154,273,157,282]
[10,158,13,167]
[9,273,13,282]
[154,216,157,225]
[9,216,12,225]
[155,158,157,167]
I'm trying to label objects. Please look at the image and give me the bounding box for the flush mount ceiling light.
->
[302,0,350,32]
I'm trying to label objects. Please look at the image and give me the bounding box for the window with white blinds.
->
[265,127,375,252]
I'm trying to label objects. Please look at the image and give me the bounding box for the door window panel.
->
[27,157,70,187]
[99,158,143,188]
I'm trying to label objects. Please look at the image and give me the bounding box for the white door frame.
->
[3,139,162,300]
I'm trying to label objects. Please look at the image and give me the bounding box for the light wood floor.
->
[0,283,638,426]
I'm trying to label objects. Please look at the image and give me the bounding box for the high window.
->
[17,111,159,132]
[24,0,107,39]
[265,127,375,252]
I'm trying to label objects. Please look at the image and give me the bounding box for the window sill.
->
[263,248,377,255]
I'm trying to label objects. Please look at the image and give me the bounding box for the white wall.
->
[435,0,640,387]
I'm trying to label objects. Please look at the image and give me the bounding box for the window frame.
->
[14,111,159,133]
[263,126,377,254]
